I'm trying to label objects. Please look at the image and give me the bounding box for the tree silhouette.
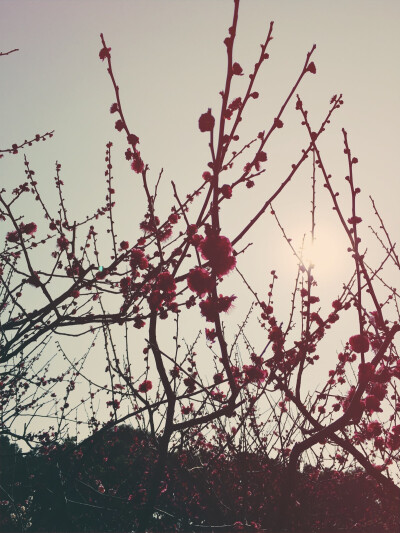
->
[1,1,400,531]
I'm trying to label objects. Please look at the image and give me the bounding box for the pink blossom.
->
[138,380,152,393]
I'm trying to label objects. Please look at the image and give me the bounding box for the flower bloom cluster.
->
[138,380,152,393]
[148,271,176,311]
[199,295,236,322]
[198,109,215,132]
[187,267,213,297]
[130,248,148,270]
[6,221,38,242]
[350,334,370,353]
[198,233,236,277]
[243,364,268,384]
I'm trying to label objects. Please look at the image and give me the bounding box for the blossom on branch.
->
[198,233,236,277]
[6,231,19,243]
[138,380,152,393]
[187,267,213,297]
[198,109,215,132]
[22,222,37,235]
[199,295,236,322]
[131,152,144,173]
[307,61,317,74]
[99,46,111,61]
[350,334,370,353]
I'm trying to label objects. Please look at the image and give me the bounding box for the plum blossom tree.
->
[1,1,400,532]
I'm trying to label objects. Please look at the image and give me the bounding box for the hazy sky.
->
[2,0,399,307]
[1,0,400,438]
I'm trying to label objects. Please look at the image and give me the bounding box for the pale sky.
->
[2,0,399,256]
[1,0,400,443]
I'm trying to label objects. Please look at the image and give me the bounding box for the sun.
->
[297,229,349,279]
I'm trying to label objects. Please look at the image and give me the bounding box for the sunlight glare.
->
[298,230,348,279]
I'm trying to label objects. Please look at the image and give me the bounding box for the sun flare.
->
[297,230,348,279]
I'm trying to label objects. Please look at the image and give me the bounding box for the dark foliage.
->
[1,429,399,533]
